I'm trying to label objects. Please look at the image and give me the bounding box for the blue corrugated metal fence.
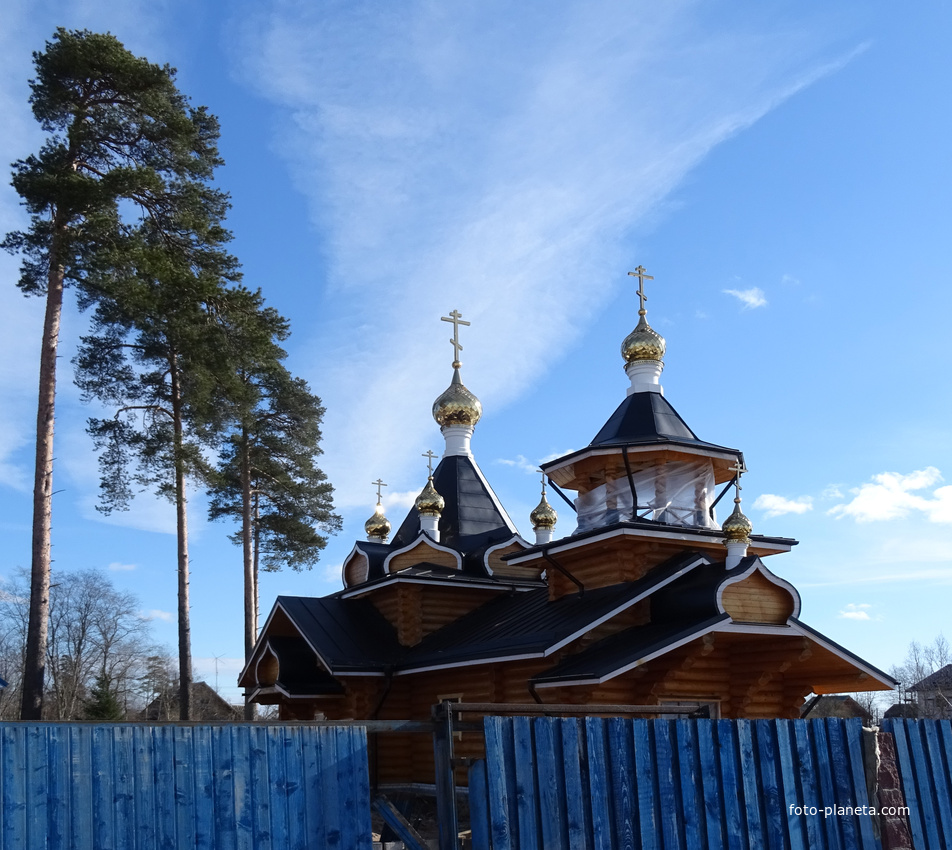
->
[0,723,373,850]
[881,718,952,850]
[469,717,880,850]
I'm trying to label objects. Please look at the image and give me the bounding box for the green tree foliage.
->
[205,291,339,718]
[75,224,239,720]
[83,673,125,721]
[2,28,228,719]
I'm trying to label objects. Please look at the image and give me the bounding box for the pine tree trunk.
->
[170,355,192,721]
[240,429,256,721]
[21,220,67,720]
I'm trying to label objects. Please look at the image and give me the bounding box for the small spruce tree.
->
[83,673,124,721]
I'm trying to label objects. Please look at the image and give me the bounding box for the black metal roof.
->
[531,613,731,685]
[402,551,707,670]
[390,455,517,569]
[261,552,708,676]
[264,636,346,695]
[275,595,403,671]
[588,392,739,453]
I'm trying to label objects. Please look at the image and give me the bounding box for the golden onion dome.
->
[364,503,391,541]
[530,492,558,530]
[621,313,666,363]
[721,499,753,543]
[415,476,445,517]
[432,365,482,428]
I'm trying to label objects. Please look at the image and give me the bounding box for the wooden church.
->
[239,268,895,784]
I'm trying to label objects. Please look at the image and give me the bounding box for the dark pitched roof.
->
[264,636,345,696]
[141,681,239,721]
[800,694,872,721]
[390,455,517,570]
[400,550,707,671]
[275,595,403,672]
[589,392,739,453]
[532,613,731,685]
[909,663,952,691]
[883,703,920,719]
[263,552,708,676]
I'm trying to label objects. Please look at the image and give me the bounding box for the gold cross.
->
[441,309,470,366]
[728,459,746,497]
[372,478,387,503]
[423,450,438,476]
[539,469,547,495]
[628,265,654,315]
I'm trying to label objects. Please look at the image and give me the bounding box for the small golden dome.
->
[415,476,445,517]
[722,499,752,543]
[530,493,558,530]
[621,313,666,363]
[432,365,482,427]
[364,503,391,541]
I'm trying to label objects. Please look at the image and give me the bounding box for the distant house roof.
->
[800,694,872,723]
[909,663,952,692]
[883,702,920,719]
[140,681,239,721]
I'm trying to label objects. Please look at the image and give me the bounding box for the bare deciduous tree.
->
[0,568,169,719]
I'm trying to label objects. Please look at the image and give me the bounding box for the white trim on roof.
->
[714,620,896,688]
[338,574,540,600]
[534,620,721,689]
[715,558,801,619]
[382,532,463,573]
[544,443,741,479]
[483,534,532,576]
[542,555,710,657]
[341,543,371,588]
[506,525,792,566]
[392,651,541,676]
[468,456,520,534]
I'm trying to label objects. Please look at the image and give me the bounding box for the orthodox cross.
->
[423,450,438,476]
[728,459,746,499]
[441,309,470,365]
[372,478,387,504]
[627,265,654,315]
[539,469,548,496]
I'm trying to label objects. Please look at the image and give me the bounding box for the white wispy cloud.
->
[723,287,767,309]
[821,484,844,500]
[383,489,421,511]
[753,493,813,518]
[497,455,542,475]
[229,2,856,509]
[838,603,873,621]
[142,609,173,622]
[108,562,136,572]
[781,274,800,286]
[828,467,952,524]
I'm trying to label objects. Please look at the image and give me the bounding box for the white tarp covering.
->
[574,459,718,534]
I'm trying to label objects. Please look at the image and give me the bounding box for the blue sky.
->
[1,1,950,703]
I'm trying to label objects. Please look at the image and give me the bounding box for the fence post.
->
[433,701,460,850]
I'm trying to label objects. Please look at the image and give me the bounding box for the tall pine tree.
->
[75,223,238,721]
[2,29,227,718]
[207,295,339,719]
